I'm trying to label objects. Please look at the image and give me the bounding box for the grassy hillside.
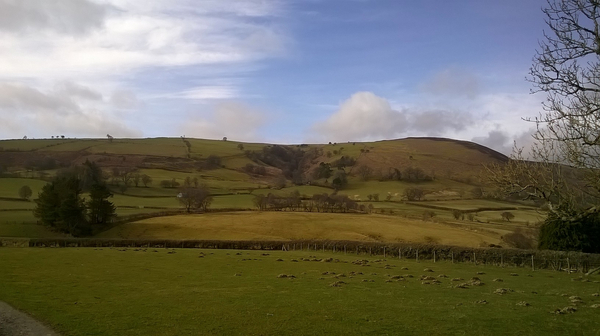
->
[0,248,598,335]
[0,137,540,248]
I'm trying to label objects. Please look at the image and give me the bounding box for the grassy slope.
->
[97,212,504,247]
[0,248,598,336]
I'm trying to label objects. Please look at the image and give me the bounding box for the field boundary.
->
[4,237,599,273]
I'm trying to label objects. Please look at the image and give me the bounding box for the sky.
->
[0,0,550,154]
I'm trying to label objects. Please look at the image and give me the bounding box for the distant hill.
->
[0,136,507,186]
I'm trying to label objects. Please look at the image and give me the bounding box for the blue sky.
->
[0,0,549,153]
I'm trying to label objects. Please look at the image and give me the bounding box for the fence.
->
[3,237,599,273]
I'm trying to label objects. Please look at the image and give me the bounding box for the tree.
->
[34,176,90,236]
[141,174,152,187]
[237,143,244,150]
[106,134,113,142]
[18,185,32,200]
[488,0,600,252]
[87,182,116,227]
[331,170,348,191]
[356,165,373,181]
[501,211,515,222]
[133,173,141,187]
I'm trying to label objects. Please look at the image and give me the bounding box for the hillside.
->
[0,136,538,247]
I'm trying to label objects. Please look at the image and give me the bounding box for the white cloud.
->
[0,0,109,35]
[311,92,473,142]
[0,0,287,139]
[181,101,266,141]
[0,83,140,138]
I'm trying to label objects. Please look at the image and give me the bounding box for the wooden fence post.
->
[531,255,535,271]
[451,251,454,264]
[383,247,386,259]
[433,251,436,263]
[416,249,419,262]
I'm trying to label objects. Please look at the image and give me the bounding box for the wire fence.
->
[2,238,599,273]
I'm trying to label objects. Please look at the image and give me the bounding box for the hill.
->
[0,136,538,248]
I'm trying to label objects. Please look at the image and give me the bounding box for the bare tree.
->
[141,174,152,187]
[356,165,373,181]
[178,186,213,212]
[526,0,600,207]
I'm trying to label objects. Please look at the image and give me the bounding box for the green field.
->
[97,212,504,247]
[0,248,598,335]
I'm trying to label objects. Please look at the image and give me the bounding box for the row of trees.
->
[252,192,371,213]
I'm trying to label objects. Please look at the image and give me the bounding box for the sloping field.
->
[98,212,503,247]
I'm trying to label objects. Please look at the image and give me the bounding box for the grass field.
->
[0,248,598,335]
[0,178,47,199]
[97,212,504,247]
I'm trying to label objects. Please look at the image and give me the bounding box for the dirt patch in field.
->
[0,301,59,336]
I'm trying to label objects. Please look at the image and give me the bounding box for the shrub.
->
[501,212,515,222]
[538,207,600,253]
[502,229,534,249]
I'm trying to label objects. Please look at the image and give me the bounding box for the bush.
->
[501,212,515,222]
[452,209,464,220]
[502,229,534,249]
[538,207,600,253]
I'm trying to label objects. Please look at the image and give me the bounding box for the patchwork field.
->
[0,248,598,335]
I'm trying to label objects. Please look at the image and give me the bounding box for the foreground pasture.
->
[0,248,598,335]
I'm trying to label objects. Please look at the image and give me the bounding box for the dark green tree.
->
[87,182,116,227]
[538,205,600,253]
[34,176,90,236]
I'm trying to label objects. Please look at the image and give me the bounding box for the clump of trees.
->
[177,185,213,212]
[34,160,115,237]
[252,192,364,213]
[160,179,180,188]
[404,187,425,201]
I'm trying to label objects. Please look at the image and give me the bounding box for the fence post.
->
[433,251,436,263]
[451,251,454,264]
[344,245,346,255]
[473,252,476,264]
[383,247,386,259]
[531,255,535,271]
[399,248,402,259]
[416,249,419,262]
[567,257,570,273]
[500,254,503,267]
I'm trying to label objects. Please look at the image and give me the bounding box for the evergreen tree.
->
[87,182,116,227]
[34,175,90,236]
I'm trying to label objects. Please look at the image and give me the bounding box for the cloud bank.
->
[312,92,473,142]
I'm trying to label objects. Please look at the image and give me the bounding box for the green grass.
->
[0,222,66,237]
[0,210,36,224]
[0,248,598,335]
[0,178,47,198]
[0,200,35,210]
